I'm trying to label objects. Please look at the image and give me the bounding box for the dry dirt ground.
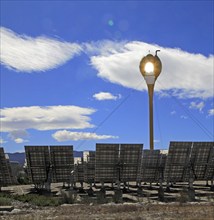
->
[1,182,214,220]
[1,202,214,220]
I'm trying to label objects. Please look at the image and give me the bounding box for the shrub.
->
[13,194,60,206]
[0,197,12,206]
[178,189,189,203]
[60,189,78,204]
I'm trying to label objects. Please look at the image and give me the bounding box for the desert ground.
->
[1,182,214,220]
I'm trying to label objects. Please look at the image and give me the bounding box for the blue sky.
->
[0,1,213,153]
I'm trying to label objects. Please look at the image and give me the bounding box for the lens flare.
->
[108,20,114,26]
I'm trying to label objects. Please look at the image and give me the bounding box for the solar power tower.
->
[50,146,74,186]
[0,147,13,190]
[164,142,192,190]
[140,150,162,186]
[25,146,50,190]
[120,144,143,184]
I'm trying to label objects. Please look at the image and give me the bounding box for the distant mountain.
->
[7,152,25,166]
[7,151,83,166]
[74,151,83,157]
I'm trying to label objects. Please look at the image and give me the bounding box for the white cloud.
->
[170,110,176,115]
[8,130,29,139]
[154,139,160,143]
[208,109,214,116]
[89,41,214,99]
[180,115,188,120]
[189,101,205,112]
[0,105,95,132]
[1,28,213,100]
[52,130,118,141]
[7,130,29,143]
[0,27,82,72]
[93,92,121,101]
[14,138,28,144]
[0,138,7,144]
[83,40,126,56]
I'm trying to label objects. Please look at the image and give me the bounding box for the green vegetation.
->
[0,196,12,206]
[15,194,60,206]
[17,174,30,185]
[0,192,61,207]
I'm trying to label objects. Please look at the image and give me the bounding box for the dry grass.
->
[1,203,214,220]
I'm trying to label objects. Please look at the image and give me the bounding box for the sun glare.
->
[144,62,154,74]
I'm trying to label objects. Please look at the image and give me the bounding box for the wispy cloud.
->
[93,92,121,101]
[0,27,82,72]
[208,109,214,116]
[14,138,28,144]
[83,40,126,56]
[52,130,118,141]
[7,130,29,143]
[1,105,95,132]
[180,115,188,120]
[1,27,213,99]
[89,41,213,99]
[189,101,205,112]
[154,139,160,143]
[170,110,176,115]
[0,138,7,144]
